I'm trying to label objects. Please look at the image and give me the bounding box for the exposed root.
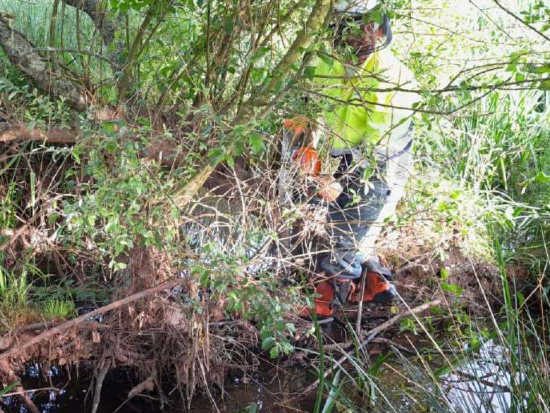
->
[127,375,155,399]
[91,359,111,413]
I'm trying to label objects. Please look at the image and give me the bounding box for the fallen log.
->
[0,122,77,144]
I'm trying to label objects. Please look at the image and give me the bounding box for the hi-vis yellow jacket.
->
[313,47,420,151]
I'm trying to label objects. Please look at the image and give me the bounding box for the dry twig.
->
[0,213,41,252]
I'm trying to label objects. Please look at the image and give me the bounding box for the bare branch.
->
[492,0,550,43]
[299,74,515,116]
[301,299,443,396]
[0,277,186,362]
[38,47,115,65]
[309,73,550,94]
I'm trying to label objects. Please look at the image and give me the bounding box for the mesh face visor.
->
[331,14,392,55]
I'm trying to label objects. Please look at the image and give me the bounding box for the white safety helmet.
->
[334,0,380,17]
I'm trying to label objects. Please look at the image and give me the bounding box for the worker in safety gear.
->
[289,0,421,317]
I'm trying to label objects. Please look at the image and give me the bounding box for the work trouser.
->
[320,138,413,279]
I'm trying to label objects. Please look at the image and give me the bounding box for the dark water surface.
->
[2,320,413,413]
[1,361,318,413]
[3,364,161,413]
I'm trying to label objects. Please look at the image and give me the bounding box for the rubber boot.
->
[350,271,397,303]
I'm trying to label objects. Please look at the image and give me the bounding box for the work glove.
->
[315,175,343,203]
[283,116,310,139]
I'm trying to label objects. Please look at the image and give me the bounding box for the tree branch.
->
[38,47,115,65]
[61,0,118,45]
[261,0,332,94]
[0,123,78,144]
[299,73,514,116]
[174,0,333,208]
[117,3,157,101]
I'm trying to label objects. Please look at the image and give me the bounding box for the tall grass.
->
[0,0,91,55]
[309,79,550,412]
[313,256,550,412]
[453,90,550,269]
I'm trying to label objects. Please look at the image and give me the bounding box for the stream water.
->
[1,330,524,413]
[0,361,317,413]
[2,364,161,413]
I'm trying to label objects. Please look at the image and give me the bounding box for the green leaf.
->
[440,267,449,280]
[115,262,127,270]
[87,215,96,227]
[226,155,235,168]
[269,345,280,358]
[250,68,265,84]
[102,121,118,135]
[208,148,225,164]
[104,140,118,152]
[535,171,550,183]
[246,402,259,413]
[438,201,450,211]
[515,72,526,82]
[233,125,247,136]
[233,140,245,157]
[365,7,384,24]
[304,66,316,80]
[249,133,265,154]
[441,282,463,297]
[71,148,81,164]
[261,336,275,350]
[318,54,334,69]
[186,0,195,11]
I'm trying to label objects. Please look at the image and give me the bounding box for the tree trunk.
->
[0,16,87,111]
[61,0,118,46]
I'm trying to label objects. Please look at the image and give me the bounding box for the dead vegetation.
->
[0,114,504,412]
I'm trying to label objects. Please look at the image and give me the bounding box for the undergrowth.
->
[0,0,549,411]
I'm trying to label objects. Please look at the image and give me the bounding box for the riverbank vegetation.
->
[0,0,549,411]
